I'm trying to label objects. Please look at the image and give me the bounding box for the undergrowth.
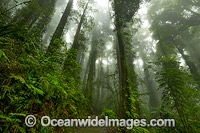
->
[0,25,88,132]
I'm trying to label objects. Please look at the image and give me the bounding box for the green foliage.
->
[0,49,10,62]
[113,0,140,23]
[0,113,27,132]
[131,127,149,133]
[127,66,141,119]
[101,109,117,119]
[0,24,88,132]
[154,56,200,132]
[147,1,200,131]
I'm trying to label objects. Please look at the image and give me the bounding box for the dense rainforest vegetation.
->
[0,0,200,132]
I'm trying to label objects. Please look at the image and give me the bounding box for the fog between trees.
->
[0,0,200,132]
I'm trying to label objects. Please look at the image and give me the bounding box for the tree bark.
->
[84,25,101,113]
[141,54,159,110]
[71,0,89,50]
[114,13,130,119]
[47,0,73,54]
[85,39,97,113]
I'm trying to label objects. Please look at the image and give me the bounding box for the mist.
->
[1,0,200,132]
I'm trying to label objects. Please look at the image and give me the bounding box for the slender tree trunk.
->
[47,0,73,54]
[76,49,83,64]
[82,55,91,91]
[71,0,89,50]
[86,39,97,113]
[95,66,101,114]
[142,55,159,110]
[62,0,89,76]
[96,59,104,114]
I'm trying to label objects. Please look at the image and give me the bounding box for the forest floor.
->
[71,115,116,133]
[74,127,110,133]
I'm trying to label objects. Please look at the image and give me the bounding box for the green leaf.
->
[36,98,42,103]
[0,115,9,119]
[0,115,21,123]
[10,74,26,84]
[0,49,10,62]
[10,113,26,117]
[26,84,44,95]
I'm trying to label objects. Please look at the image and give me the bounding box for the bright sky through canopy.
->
[95,0,108,7]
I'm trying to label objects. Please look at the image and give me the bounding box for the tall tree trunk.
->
[47,0,73,54]
[141,54,159,110]
[71,0,89,50]
[79,51,85,67]
[99,60,104,112]
[94,59,104,114]
[76,49,83,64]
[62,0,89,76]
[82,54,91,91]
[85,39,97,114]
[113,0,140,118]
[114,15,130,118]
